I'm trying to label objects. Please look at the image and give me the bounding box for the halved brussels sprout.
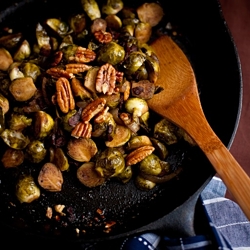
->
[135,175,156,191]
[137,2,164,27]
[105,124,131,147]
[0,93,9,115]
[105,14,122,30]
[8,113,32,131]
[77,162,106,187]
[9,77,37,102]
[127,135,152,151]
[8,62,24,81]
[25,140,47,163]
[0,33,23,50]
[13,40,31,61]
[34,111,54,139]
[0,47,13,71]
[16,175,40,203]
[102,0,124,15]
[135,22,152,44]
[67,138,97,162]
[124,97,149,118]
[1,129,30,149]
[1,148,24,168]
[69,13,86,34]
[81,0,101,20]
[52,147,70,171]
[21,62,41,82]
[38,162,63,192]
[46,18,69,37]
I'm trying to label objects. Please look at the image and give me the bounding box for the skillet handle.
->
[205,145,250,221]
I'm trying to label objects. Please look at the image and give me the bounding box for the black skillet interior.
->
[0,0,242,247]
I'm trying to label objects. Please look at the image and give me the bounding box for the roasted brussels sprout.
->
[25,140,47,163]
[67,138,98,162]
[105,124,131,147]
[136,2,164,27]
[52,147,70,171]
[81,0,101,20]
[9,77,37,102]
[46,18,69,37]
[62,109,78,132]
[123,51,146,75]
[1,148,24,168]
[77,162,106,187]
[139,154,162,176]
[33,111,54,139]
[102,0,124,15]
[1,129,30,149]
[13,40,31,61]
[90,18,107,33]
[8,62,24,81]
[116,165,132,183]
[21,62,41,82]
[16,175,41,203]
[154,118,179,145]
[38,162,63,192]
[69,13,86,34]
[135,22,152,44]
[35,23,51,55]
[8,113,32,131]
[95,148,125,178]
[124,97,148,117]
[135,175,156,190]
[105,14,122,30]
[0,93,9,115]
[126,135,152,151]
[0,33,23,50]
[97,41,125,65]
[0,47,13,71]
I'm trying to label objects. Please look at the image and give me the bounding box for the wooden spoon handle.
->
[205,144,250,220]
[160,85,250,220]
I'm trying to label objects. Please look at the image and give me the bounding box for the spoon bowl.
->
[148,35,250,220]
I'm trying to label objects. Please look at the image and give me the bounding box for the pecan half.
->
[56,77,75,113]
[65,63,92,74]
[47,67,74,79]
[125,145,155,166]
[81,98,106,122]
[50,51,63,66]
[94,106,110,123]
[71,121,92,139]
[94,30,112,43]
[69,46,96,63]
[96,63,116,95]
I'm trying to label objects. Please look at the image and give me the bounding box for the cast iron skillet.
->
[0,0,242,248]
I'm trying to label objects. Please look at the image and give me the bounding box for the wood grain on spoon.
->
[148,35,250,220]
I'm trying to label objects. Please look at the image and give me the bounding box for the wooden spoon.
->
[147,35,250,220]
